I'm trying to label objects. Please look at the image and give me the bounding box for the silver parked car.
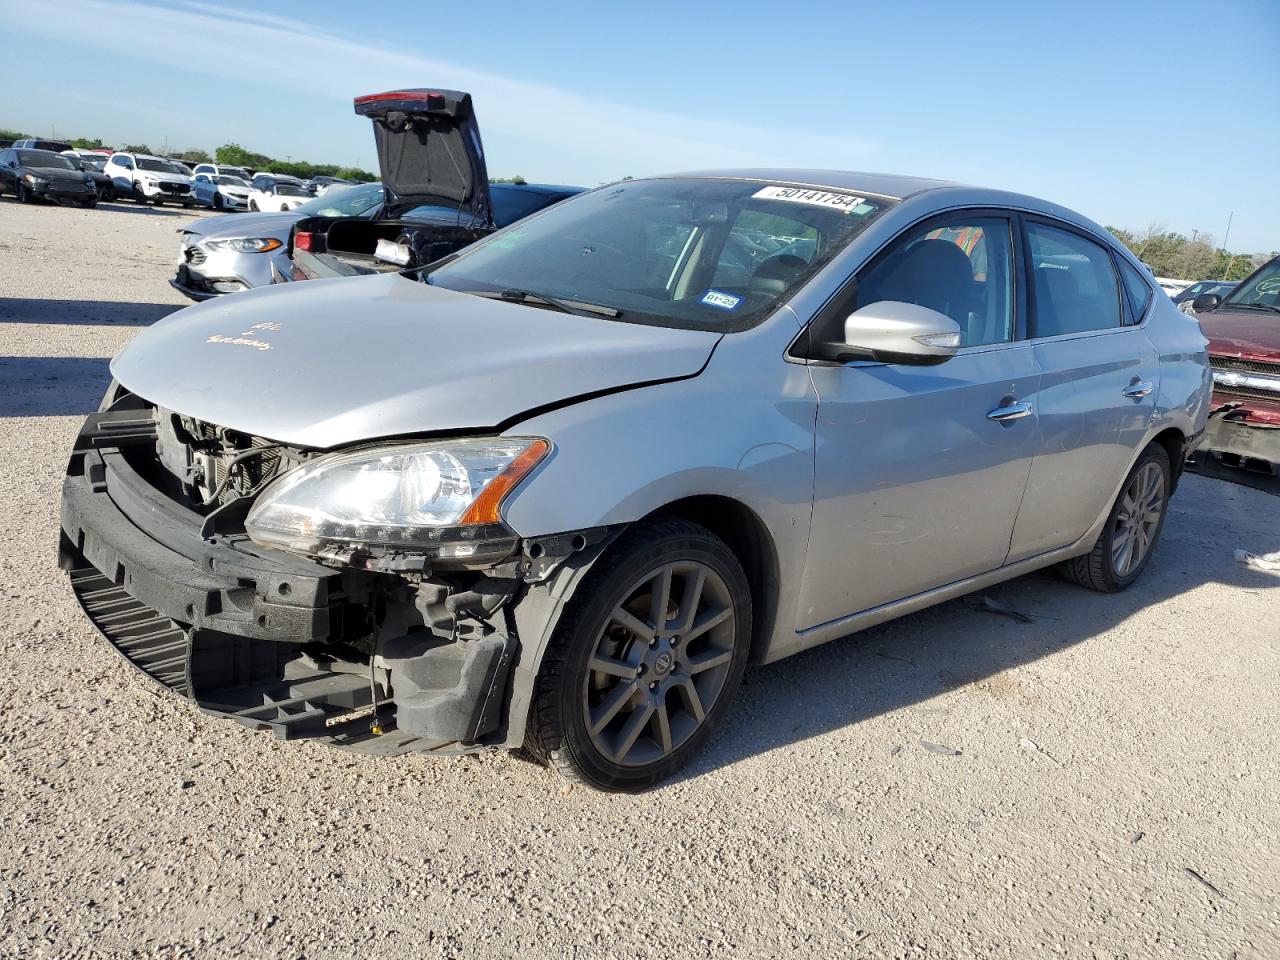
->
[170,181,384,300]
[62,170,1212,791]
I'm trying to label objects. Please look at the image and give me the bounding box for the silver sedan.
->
[65,170,1212,791]
[170,181,383,300]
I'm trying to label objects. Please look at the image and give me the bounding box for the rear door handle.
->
[1123,381,1154,399]
[987,400,1033,422]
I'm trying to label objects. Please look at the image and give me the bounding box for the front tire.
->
[249,199,259,211]
[132,182,148,204]
[1060,443,1171,592]
[213,194,223,211]
[17,183,32,204]
[526,518,751,792]
[80,198,97,209]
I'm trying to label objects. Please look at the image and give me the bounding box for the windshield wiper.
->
[464,288,621,318]
[1220,301,1280,314]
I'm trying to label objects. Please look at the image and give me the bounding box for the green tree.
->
[0,128,28,142]
[176,148,211,164]
[70,137,105,150]
[122,143,153,154]
[215,142,270,169]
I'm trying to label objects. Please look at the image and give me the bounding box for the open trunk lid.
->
[353,88,492,225]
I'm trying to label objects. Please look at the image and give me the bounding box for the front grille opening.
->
[120,401,307,518]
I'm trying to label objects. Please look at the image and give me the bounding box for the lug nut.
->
[649,638,657,647]
[649,681,658,691]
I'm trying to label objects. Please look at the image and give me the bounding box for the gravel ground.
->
[1,197,1278,960]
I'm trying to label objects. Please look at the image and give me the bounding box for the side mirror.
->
[1191,293,1222,313]
[840,300,962,366]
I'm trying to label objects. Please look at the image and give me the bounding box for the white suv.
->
[103,152,194,207]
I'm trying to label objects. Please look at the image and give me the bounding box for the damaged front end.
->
[59,386,610,755]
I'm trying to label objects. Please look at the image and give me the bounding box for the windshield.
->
[1222,260,1280,311]
[136,157,172,173]
[215,176,248,187]
[19,150,75,170]
[82,156,106,171]
[277,185,309,198]
[223,167,250,179]
[425,178,895,331]
[293,181,383,218]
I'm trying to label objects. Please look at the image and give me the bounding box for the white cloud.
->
[3,0,874,180]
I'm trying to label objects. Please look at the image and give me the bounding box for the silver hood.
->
[186,210,302,241]
[111,273,720,448]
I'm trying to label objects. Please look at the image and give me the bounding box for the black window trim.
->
[1021,213,1129,341]
[789,205,1027,363]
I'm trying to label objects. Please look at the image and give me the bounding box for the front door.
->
[798,213,1041,630]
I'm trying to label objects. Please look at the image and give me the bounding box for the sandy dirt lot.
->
[1,197,1278,959]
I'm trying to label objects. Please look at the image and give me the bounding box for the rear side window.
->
[1116,256,1154,322]
[1027,223,1122,336]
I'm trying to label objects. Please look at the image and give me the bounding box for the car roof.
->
[493,182,583,196]
[655,168,961,200]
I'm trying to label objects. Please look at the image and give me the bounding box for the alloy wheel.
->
[581,560,736,767]
[1111,461,1165,576]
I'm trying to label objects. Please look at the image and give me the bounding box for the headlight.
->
[245,438,550,560]
[204,237,283,254]
[23,174,47,186]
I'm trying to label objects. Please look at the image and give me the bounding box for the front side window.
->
[1027,222,1122,336]
[425,178,896,332]
[854,217,1014,347]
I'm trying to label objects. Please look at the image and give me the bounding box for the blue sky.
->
[2,0,1277,251]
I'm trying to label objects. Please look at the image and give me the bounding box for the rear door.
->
[798,211,1041,629]
[1006,218,1159,561]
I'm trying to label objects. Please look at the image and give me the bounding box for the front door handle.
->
[987,400,1034,422]
[1123,380,1154,399]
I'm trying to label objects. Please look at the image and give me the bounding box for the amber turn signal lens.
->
[460,438,550,525]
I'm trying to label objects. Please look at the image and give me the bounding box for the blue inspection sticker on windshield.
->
[701,289,741,311]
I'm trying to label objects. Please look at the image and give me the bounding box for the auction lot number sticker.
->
[753,185,865,211]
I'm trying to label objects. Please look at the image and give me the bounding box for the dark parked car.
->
[61,153,115,202]
[13,137,74,153]
[1193,256,1280,474]
[287,89,581,280]
[1172,279,1237,308]
[0,148,97,206]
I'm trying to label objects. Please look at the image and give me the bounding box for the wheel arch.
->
[642,495,779,665]
[1150,425,1187,493]
[501,492,781,748]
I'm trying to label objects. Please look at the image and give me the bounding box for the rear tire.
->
[1060,443,1171,593]
[525,518,751,792]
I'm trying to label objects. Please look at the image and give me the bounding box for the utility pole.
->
[1220,212,1235,280]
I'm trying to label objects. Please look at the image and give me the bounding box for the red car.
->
[1194,255,1280,474]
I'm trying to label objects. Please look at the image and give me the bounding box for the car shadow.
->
[672,481,1280,785]
[0,297,183,327]
[0,195,201,217]
[0,356,112,416]
[1186,452,1280,497]
[92,201,202,218]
